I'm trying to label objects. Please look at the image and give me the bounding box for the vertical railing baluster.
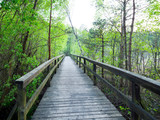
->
[54,59,57,74]
[76,56,78,64]
[47,65,51,87]
[17,85,26,120]
[79,57,81,68]
[93,63,97,85]
[87,61,89,75]
[84,58,86,73]
[57,58,59,68]
[132,82,140,120]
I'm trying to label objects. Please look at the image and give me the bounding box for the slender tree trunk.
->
[129,0,135,72]
[48,0,52,60]
[122,0,129,94]
[154,52,157,78]
[119,6,124,88]
[102,35,104,78]
[22,31,29,54]
[142,53,145,74]
[112,35,116,66]
[112,35,116,86]
[136,50,139,73]
[123,0,128,70]
[128,0,135,95]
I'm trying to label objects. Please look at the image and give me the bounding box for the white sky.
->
[66,0,150,31]
[68,0,96,29]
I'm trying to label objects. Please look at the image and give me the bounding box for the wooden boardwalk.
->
[32,56,125,120]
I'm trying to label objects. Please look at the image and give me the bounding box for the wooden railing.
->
[7,55,64,120]
[71,54,160,120]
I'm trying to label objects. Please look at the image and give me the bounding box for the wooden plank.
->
[32,110,122,118]
[32,117,125,120]
[13,55,64,120]
[31,56,124,120]
[34,107,118,115]
[81,61,156,120]
[32,114,124,120]
[24,57,64,115]
[74,55,158,120]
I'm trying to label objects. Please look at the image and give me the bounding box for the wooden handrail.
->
[16,55,64,88]
[71,54,160,120]
[72,55,160,95]
[7,55,65,120]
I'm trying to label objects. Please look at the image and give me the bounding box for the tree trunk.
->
[48,0,52,60]
[128,0,135,95]
[13,0,38,75]
[123,0,128,71]
[112,35,116,66]
[102,35,104,78]
[119,6,124,88]
[112,35,116,86]
[129,0,135,72]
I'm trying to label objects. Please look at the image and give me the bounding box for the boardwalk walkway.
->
[32,56,125,120]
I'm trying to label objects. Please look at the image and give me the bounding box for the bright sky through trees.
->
[68,0,96,29]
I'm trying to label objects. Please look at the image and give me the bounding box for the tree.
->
[92,19,106,77]
[48,0,53,59]
[0,0,69,119]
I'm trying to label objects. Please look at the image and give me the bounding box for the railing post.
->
[47,65,51,87]
[76,56,78,64]
[84,58,86,73]
[93,63,97,85]
[17,85,26,120]
[102,68,104,78]
[79,57,81,68]
[57,58,59,68]
[132,82,140,120]
[54,59,57,74]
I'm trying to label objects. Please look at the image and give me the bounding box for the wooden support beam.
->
[17,85,26,120]
[79,57,81,68]
[132,83,141,120]
[84,58,86,73]
[93,63,97,85]
[14,55,64,120]
[76,56,78,65]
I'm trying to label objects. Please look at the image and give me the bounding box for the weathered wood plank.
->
[31,56,125,120]
[32,116,125,120]
[25,57,64,115]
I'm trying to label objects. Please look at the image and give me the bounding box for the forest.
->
[0,0,160,119]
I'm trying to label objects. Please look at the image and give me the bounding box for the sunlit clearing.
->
[69,0,96,29]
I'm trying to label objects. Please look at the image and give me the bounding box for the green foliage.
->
[2,86,17,106]
[26,75,42,98]
[119,106,131,115]
[1,0,160,119]
[0,0,69,117]
[147,0,160,16]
